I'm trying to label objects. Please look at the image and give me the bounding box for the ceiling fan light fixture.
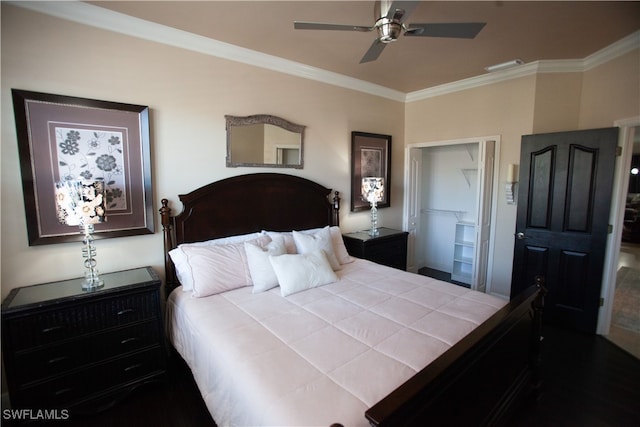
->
[485,59,524,73]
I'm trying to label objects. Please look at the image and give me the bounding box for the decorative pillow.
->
[293,226,341,270]
[266,227,354,265]
[169,232,265,292]
[245,236,287,293]
[269,250,338,297]
[265,231,297,254]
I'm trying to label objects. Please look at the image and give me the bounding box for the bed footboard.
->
[365,283,545,427]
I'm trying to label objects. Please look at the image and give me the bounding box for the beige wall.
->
[579,50,640,128]
[406,76,537,297]
[1,4,639,301]
[532,72,584,133]
[405,52,639,297]
[0,5,404,297]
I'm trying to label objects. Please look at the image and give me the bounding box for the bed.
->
[159,173,544,427]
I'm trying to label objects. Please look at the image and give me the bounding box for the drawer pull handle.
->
[117,308,135,316]
[124,363,143,373]
[47,355,70,365]
[41,325,64,334]
[120,337,140,345]
[54,387,73,397]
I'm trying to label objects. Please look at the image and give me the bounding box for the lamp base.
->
[82,278,104,291]
[368,202,379,236]
[80,223,104,292]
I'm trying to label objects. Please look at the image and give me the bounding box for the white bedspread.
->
[166,259,507,427]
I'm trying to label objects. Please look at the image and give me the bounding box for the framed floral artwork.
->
[350,131,391,212]
[12,89,153,245]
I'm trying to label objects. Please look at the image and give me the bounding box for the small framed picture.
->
[350,131,391,212]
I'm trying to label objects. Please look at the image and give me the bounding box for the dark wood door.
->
[511,128,618,333]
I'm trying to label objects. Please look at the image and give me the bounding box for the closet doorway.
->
[404,137,500,293]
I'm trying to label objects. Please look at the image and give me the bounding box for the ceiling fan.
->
[294,0,486,63]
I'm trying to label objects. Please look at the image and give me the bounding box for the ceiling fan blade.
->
[385,1,419,23]
[360,39,386,63]
[405,22,487,38]
[294,21,372,32]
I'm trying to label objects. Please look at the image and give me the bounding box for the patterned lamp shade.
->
[55,181,106,226]
[361,177,384,204]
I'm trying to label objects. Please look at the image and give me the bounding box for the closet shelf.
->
[452,222,475,285]
[421,208,467,222]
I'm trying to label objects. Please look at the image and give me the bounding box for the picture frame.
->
[350,131,391,212]
[12,89,154,245]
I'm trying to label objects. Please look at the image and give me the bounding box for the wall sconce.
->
[505,164,518,205]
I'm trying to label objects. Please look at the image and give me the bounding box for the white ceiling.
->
[86,1,640,94]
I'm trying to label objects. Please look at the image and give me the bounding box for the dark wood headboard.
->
[159,173,340,295]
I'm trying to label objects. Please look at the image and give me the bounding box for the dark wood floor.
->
[510,325,640,427]
[10,324,640,427]
[418,266,471,288]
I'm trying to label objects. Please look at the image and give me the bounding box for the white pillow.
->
[329,226,355,265]
[265,231,297,254]
[269,250,338,297]
[293,226,341,270]
[172,235,269,297]
[245,236,286,293]
[169,232,264,292]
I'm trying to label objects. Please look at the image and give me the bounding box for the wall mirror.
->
[226,115,305,168]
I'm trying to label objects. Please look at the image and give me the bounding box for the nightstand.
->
[1,266,166,413]
[342,227,409,270]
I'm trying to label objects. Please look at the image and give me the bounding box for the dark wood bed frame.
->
[160,173,545,427]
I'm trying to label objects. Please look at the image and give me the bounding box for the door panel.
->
[473,140,495,292]
[528,147,554,229]
[566,146,597,231]
[512,128,618,333]
[405,148,422,272]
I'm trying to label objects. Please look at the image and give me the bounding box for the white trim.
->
[9,1,406,102]
[584,31,640,71]
[405,31,639,102]
[403,136,502,296]
[10,2,639,103]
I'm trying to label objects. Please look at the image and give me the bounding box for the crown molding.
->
[10,2,638,105]
[406,30,639,102]
[10,1,406,102]
[583,30,640,70]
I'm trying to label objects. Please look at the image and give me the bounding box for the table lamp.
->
[55,180,106,290]
[362,177,384,236]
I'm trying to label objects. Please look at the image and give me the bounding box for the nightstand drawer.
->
[365,239,407,269]
[15,320,162,384]
[18,346,165,408]
[2,267,166,411]
[342,228,408,270]
[7,290,159,351]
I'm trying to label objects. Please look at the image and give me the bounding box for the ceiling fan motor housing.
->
[377,18,402,43]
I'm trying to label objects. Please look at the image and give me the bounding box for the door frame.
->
[403,136,501,294]
[599,117,640,334]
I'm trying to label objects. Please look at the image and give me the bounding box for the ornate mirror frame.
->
[225,114,305,169]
